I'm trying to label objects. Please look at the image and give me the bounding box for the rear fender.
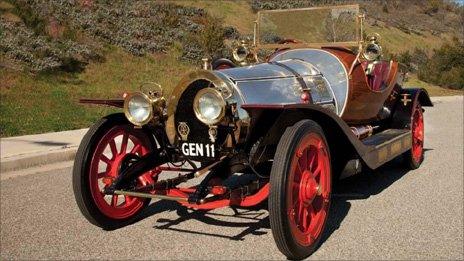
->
[392,88,433,129]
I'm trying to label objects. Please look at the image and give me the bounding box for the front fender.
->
[79,98,124,108]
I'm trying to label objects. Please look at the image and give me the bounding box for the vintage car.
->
[73,5,432,259]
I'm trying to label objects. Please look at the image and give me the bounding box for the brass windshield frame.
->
[255,4,363,50]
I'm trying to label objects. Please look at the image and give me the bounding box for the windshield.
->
[257,5,360,48]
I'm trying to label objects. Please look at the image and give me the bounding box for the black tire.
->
[269,120,332,260]
[72,113,155,230]
[403,103,424,169]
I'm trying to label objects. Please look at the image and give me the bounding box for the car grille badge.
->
[208,126,218,143]
[178,122,190,141]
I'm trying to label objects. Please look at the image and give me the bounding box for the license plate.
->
[181,143,215,157]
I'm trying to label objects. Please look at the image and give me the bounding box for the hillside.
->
[1,0,463,137]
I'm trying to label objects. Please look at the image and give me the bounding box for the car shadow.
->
[138,149,431,246]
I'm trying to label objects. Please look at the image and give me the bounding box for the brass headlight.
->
[193,88,226,125]
[233,41,249,63]
[362,42,382,61]
[124,92,153,126]
[362,33,382,61]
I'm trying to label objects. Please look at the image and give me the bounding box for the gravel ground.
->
[1,96,462,260]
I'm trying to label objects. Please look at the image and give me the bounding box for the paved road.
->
[1,97,463,260]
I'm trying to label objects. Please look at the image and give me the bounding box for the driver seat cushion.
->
[361,61,392,91]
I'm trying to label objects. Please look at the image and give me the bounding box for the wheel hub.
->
[299,170,319,204]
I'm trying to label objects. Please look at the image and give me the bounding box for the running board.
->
[361,129,411,169]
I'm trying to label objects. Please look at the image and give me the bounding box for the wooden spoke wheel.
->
[403,103,424,169]
[73,114,157,229]
[269,120,331,259]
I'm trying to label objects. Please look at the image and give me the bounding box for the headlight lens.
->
[233,45,249,62]
[124,92,153,126]
[362,43,382,61]
[194,88,226,125]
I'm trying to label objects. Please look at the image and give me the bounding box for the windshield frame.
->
[254,4,363,50]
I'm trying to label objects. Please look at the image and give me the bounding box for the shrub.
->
[418,38,464,89]
[1,1,226,72]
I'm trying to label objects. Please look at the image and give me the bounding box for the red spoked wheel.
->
[288,133,331,246]
[73,114,158,229]
[89,125,154,219]
[404,103,424,169]
[269,120,331,259]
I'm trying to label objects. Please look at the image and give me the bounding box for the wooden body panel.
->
[323,47,399,124]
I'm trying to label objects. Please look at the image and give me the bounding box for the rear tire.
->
[403,103,424,169]
[269,120,332,260]
[73,114,157,229]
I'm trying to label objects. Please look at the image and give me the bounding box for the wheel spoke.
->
[302,207,309,231]
[308,150,317,172]
[111,195,119,207]
[120,134,129,155]
[97,172,107,179]
[124,196,134,206]
[296,160,304,178]
[100,155,112,165]
[131,144,142,155]
[308,204,316,220]
[299,152,307,172]
[313,165,322,179]
[109,140,118,158]
[297,200,305,229]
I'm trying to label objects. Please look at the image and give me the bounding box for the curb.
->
[1,147,77,173]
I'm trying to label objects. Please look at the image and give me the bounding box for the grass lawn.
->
[0,46,193,137]
[403,74,463,97]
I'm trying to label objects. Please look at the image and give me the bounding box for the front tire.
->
[73,114,157,229]
[269,120,332,260]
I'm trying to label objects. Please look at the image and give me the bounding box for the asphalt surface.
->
[1,97,463,260]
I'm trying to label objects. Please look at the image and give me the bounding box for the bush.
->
[396,47,428,73]
[1,1,230,72]
[0,17,96,72]
[418,38,464,89]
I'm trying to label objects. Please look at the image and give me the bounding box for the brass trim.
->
[391,140,402,155]
[232,41,249,63]
[257,42,360,49]
[257,4,359,13]
[378,147,388,162]
[123,92,154,126]
[193,88,226,125]
[166,70,230,144]
[177,122,190,141]
[255,4,361,49]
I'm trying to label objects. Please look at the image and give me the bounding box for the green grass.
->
[404,74,463,97]
[0,46,193,137]
[176,0,255,34]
